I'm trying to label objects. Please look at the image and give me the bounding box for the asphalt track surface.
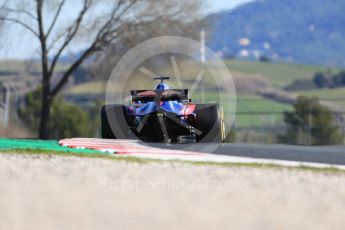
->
[149,143,345,165]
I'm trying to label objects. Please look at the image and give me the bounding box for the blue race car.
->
[101,76,224,143]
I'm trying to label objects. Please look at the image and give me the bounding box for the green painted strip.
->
[0,138,106,155]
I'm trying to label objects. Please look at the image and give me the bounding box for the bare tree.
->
[89,15,204,81]
[0,0,203,139]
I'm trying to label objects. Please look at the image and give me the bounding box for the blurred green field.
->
[67,81,107,95]
[67,60,338,95]
[235,95,292,128]
[296,87,345,99]
[296,88,345,110]
[0,60,68,73]
[225,60,337,88]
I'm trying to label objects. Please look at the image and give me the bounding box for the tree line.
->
[285,70,345,91]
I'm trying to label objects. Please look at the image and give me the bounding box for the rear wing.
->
[130,89,189,103]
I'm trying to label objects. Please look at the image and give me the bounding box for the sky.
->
[208,0,254,13]
[0,0,254,60]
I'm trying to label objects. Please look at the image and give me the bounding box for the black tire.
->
[101,104,131,139]
[194,104,224,143]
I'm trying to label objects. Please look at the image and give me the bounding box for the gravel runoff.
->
[0,154,345,230]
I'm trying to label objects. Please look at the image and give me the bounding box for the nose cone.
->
[154,83,170,90]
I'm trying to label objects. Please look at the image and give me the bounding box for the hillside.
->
[207,0,345,67]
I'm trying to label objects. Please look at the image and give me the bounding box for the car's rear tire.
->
[101,104,131,139]
[194,104,224,143]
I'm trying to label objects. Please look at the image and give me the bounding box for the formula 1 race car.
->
[101,76,225,143]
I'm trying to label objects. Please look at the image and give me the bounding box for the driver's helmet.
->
[154,83,170,90]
